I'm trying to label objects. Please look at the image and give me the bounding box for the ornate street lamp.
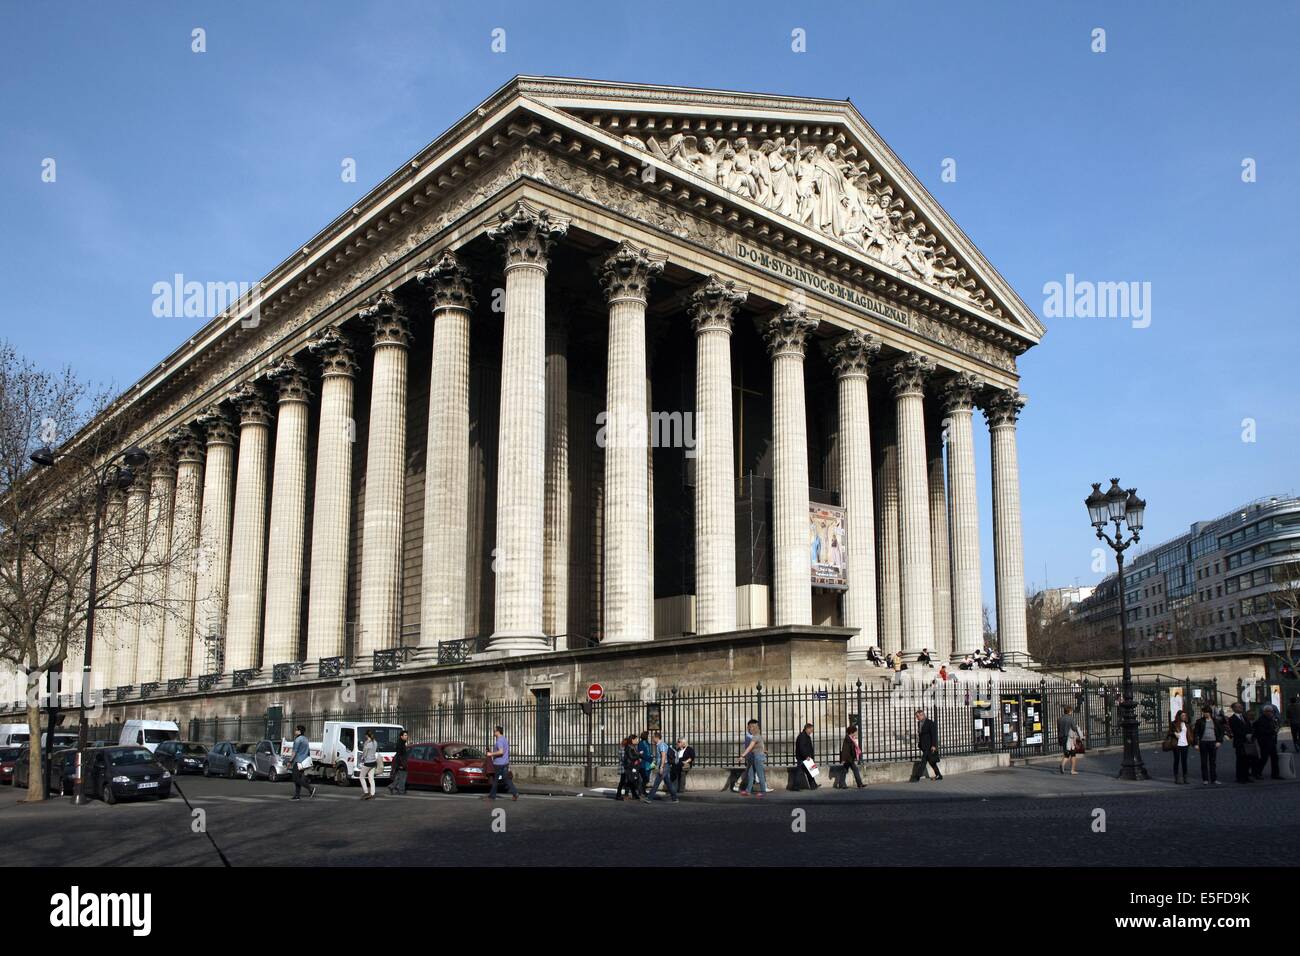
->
[30,443,149,804]
[1085,478,1148,781]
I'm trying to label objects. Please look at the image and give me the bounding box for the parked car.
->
[407,741,494,793]
[204,741,259,779]
[313,722,404,786]
[12,745,78,795]
[250,739,292,782]
[154,741,208,775]
[84,746,172,803]
[0,746,19,785]
[118,720,180,752]
[0,724,78,749]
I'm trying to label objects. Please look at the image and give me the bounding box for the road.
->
[1,750,1295,867]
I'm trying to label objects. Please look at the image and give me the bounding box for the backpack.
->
[665,746,678,766]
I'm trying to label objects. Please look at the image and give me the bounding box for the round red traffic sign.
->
[587,683,604,702]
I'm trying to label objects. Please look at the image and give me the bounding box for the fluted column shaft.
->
[192,411,236,675]
[418,254,474,646]
[114,475,149,687]
[890,353,936,657]
[262,361,312,665]
[829,331,880,658]
[927,414,954,661]
[761,304,819,627]
[690,277,746,635]
[358,292,411,659]
[944,374,984,657]
[543,310,570,646]
[95,495,126,688]
[488,202,567,652]
[599,241,664,644]
[875,417,901,655]
[306,328,357,661]
[160,433,203,680]
[986,390,1029,659]
[224,385,272,671]
[135,449,176,684]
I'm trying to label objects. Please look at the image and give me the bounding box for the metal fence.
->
[161,675,1217,769]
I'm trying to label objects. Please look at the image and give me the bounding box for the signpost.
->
[587,683,604,702]
[582,684,603,788]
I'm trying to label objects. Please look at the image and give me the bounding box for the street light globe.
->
[1105,478,1127,521]
[1125,489,1146,531]
[29,446,58,467]
[122,446,149,470]
[1085,483,1108,527]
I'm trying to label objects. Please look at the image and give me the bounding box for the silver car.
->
[204,741,259,779]
[250,739,293,782]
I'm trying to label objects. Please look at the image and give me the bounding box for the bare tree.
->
[0,342,188,802]
[1241,559,1300,678]
[1026,590,1083,667]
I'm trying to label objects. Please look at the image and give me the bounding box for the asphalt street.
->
[2,749,1295,866]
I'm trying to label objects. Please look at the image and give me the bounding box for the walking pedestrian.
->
[1057,705,1083,775]
[671,738,695,793]
[915,709,942,780]
[1287,694,1300,749]
[637,731,655,788]
[1167,710,1191,784]
[359,729,378,799]
[733,721,755,793]
[1253,704,1281,779]
[1228,702,1254,784]
[835,724,865,789]
[1193,705,1224,785]
[642,731,679,803]
[794,722,819,790]
[616,736,641,801]
[738,719,767,797]
[485,724,519,801]
[289,724,316,800]
[388,730,409,795]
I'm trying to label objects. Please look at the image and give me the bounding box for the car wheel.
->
[102,783,116,805]
[244,765,255,781]
[203,764,211,778]
[334,764,350,787]
[441,771,458,794]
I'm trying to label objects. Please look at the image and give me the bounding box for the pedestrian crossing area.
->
[174,785,563,806]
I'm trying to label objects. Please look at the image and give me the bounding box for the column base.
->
[482,632,551,657]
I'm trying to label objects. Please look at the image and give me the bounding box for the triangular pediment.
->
[509,77,1043,344]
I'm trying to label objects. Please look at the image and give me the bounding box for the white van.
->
[0,724,78,749]
[312,721,404,786]
[119,720,180,752]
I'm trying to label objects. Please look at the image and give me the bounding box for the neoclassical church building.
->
[21,78,1045,713]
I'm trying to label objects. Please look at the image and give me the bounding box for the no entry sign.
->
[587,683,604,703]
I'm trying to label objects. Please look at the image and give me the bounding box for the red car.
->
[406,742,494,793]
[0,747,19,786]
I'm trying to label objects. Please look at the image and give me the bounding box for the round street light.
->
[1084,482,1108,528]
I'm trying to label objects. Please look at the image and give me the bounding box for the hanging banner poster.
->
[810,504,847,589]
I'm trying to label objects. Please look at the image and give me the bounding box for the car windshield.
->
[234,743,257,753]
[180,743,207,755]
[110,749,157,767]
[143,729,179,744]
[8,733,29,744]
[442,745,486,760]
[0,747,19,760]
[360,726,404,750]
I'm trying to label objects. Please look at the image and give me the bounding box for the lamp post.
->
[30,443,149,804]
[1085,478,1148,781]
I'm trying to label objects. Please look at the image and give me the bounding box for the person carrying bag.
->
[359,730,378,800]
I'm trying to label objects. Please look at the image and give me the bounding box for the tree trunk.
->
[24,668,45,803]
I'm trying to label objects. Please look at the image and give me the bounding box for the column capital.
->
[982,388,1027,428]
[827,329,881,379]
[687,274,747,335]
[197,406,237,446]
[360,290,412,349]
[886,352,936,398]
[759,303,819,359]
[416,250,476,312]
[145,440,177,481]
[488,199,568,271]
[270,356,313,404]
[940,371,985,414]
[168,426,206,465]
[599,240,666,304]
[230,381,273,427]
[307,325,358,378]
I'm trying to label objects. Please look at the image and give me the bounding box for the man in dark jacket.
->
[1288,695,1300,752]
[1253,705,1281,780]
[794,723,819,790]
[1192,705,1225,785]
[1227,702,1253,784]
[388,730,409,795]
[916,709,942,781]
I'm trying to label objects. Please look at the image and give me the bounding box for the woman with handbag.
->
[359,729,378,800]
[1057,706,1083,775]
[1167,710,1191,784]
[835,724,865,789]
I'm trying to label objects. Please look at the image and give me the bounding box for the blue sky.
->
[2,1,1297,622]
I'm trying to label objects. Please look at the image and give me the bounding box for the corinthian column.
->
[95,492,127,688]
[759,303,819,627]
[134,443,176,685]
[875,413,901,656]
[689,276,747,636]
[262,359,313,666]
[942,373,984,658]
[306,327,357,662]
[543,300,570,647]
[888,352,936,658]
[417,252,474,647]
[224,382,272,672]
[191,408,236,675]
[598,241,665,645]
[161,428,204,680]
[828,330,880,659]
[358,291,411,659]
[984,388,1029,660]
[927,408,954,661]
[486,201,568,653]
[114,468,150,687]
